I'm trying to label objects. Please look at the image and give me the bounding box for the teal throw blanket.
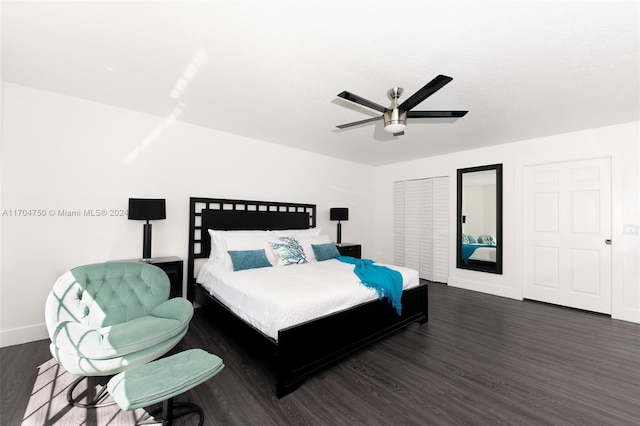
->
[336,256,403,315]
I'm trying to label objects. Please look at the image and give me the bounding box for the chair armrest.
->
[150,298,194,324]
[50,299,194,360]
[50,321,104,358]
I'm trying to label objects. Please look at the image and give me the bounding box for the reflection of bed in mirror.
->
[461,234,497,267]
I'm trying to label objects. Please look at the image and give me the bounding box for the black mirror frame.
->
[456,163,503,274]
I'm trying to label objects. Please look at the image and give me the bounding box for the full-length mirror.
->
[457,164,503,274]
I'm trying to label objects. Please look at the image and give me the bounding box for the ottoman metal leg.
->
[139,398,204,426]
[67,376,117,408]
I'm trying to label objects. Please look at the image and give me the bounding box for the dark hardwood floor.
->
[2,282,639,425]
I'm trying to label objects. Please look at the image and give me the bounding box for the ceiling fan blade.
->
[337,91,387,113]
[408,110,468,118]
[398,75,453,112]
[336,115,382,129]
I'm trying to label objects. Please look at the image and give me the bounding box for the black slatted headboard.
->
[187,197,316,300]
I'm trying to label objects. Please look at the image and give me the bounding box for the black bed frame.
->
[187,197,429,398]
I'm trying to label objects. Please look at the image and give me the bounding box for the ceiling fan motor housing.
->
[383,108,407,130]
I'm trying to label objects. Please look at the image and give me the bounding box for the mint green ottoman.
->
[107,349,224,426]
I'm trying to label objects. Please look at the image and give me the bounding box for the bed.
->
[187,197,429,398]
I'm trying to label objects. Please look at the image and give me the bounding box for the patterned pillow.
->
[462,233,470,244]
[269,237,308,266]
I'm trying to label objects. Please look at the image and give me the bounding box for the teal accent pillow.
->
[312,243,341,261]
[228,249,272,271]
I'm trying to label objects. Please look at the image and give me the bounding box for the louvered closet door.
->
[393,177,449,284]
[432,177,449,283]
[393,181,406,266]
[403,180,421,271]
[419,179,434,280]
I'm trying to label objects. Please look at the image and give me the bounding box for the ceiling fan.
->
[336,75,468,136]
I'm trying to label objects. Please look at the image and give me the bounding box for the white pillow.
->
[208,229,273,264]
[271,227,322,237]
[296,234,332,262]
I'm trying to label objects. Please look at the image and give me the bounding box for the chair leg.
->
[162,397,173,426]
[67,376,116,408]
[140,398,204,426]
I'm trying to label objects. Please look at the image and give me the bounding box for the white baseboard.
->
[612,307,640,324]
[449,277,640,324]
[448,277,521,300]
[0,323,48,348]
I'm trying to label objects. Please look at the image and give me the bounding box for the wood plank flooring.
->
[2,282,639,425]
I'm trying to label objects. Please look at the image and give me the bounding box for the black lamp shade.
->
[330,208,349,221]
[128,198,166,221]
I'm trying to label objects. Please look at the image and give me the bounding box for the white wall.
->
[0,83,376,347]
[375,121,640,323]
[3,83,638,348]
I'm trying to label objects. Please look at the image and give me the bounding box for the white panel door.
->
[523,158,612,314]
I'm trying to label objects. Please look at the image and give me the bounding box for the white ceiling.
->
[2,1,639,166]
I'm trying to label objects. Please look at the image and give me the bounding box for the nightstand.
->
[117,256,184,298]
[149,256,184,298]
[336,243,362,259]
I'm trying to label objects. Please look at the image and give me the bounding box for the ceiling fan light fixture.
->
[384,122,407,133]
[383,108,407,133]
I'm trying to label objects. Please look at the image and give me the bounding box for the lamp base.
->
[336,222,342,244]
[143,222,152,260]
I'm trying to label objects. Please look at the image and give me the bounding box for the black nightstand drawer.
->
[336,243,361,259]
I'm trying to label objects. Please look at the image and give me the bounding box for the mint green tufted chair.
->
[45,261,194,407]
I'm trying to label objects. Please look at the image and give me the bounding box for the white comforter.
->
[468,246,497,262]
[196,259,420,340]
